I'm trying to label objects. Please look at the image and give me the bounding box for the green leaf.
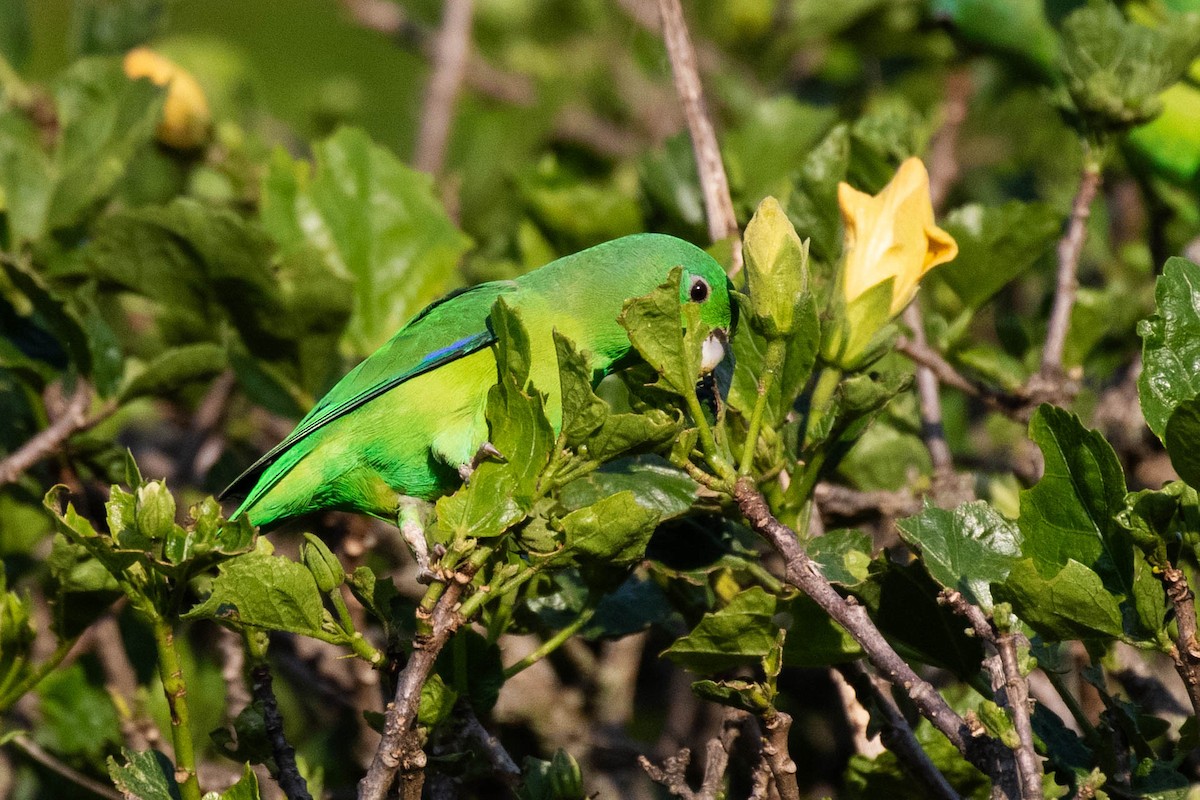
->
[784,125,850,263]
[45,57,164,236]
[1165,396,1200,490]
[434,628,504,714]
[691,678,774,714]
[555,491,660,565]
[108,748,181,800]
[1019,406,1129,584]
[36,662,122,759]
[554,331,608,446]
[118,344,227,403]
[935,202,1061,308]
[183,548,344,644]
[417,673,458,727]
[664,587,779,674]
[619,268,709,398]
[808,529,873,588]
[261,128,472,355]
[897,501,1023,613]
[211,764,262,800]
[1014,405,1164,640]
[995,558,1125,641]
[1137,258,1200,439]
[779,594,862,667]
[557,456,697,520]
[727,293,820,427]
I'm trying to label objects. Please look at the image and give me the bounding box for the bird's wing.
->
[221,280,518,501]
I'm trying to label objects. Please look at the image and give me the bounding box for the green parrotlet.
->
[222,233,734,573]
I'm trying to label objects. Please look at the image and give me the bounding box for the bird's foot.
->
[398,498,440,584]
[457,441,507,482]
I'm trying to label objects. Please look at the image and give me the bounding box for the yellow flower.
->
[123,47,211,150]
[838,157,958,315]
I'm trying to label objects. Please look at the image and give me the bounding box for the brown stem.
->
[358,579,469,800]
[459,705,521,785]
[941,591,1042,800]
[761,712,800,800]
[838,662,961,800]
[413,0,474,176]
[0,379,113,486]
[732,478,1019,798]
[1040,160,1102,378]
[894,336,1032,421]
[902,303,955,479]
[814,482,921,520]
[655,0,742,274]
[250,662,313,800]
[1160,565,1200,719]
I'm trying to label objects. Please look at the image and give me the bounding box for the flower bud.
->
[742,196,808,337]
[135,481,177,541]
[549,748,584,799]
[301,533,345,593]
[123,47,211,150]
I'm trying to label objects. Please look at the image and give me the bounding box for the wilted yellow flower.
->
[123,47,211,150]
[838,157,957,315]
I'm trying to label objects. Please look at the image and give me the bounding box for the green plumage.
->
[224,233,733,528]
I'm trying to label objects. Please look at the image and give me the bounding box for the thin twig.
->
[941,591,1042,800]
[1039,158,1102,379]
[638,710,744,800]
[732,478,1020,798]
[814,481,922,520]
[0,379,114,486]
[251,662,313,800]
[894,336,1032,420]
[358,579,470,800]
[838,662,960,800]
[413,0,474,175]
[1158,564,1200,719]
[903,303,954,477]
[655,0,742,274]
[7,734,124,800]
[459,706,521,785]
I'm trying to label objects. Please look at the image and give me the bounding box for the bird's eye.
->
[689,277,711,303]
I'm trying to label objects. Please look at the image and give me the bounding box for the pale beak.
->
[701,330,728,374]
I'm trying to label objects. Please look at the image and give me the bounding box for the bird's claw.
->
[457,441,507,482]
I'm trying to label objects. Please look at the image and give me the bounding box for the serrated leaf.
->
[554,330,607,446]
[996,558,1125,641]
[936,202,1060,308]
[619,269,709,398]
[664,587,779,673]
[691,678,773,714]
[108,748,181,800]
[556,491,660,565]
[261,128,472,355]
[897,501,1022,613]
[183,549,343,643]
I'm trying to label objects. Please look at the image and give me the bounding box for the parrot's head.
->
[677,251,736,374]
